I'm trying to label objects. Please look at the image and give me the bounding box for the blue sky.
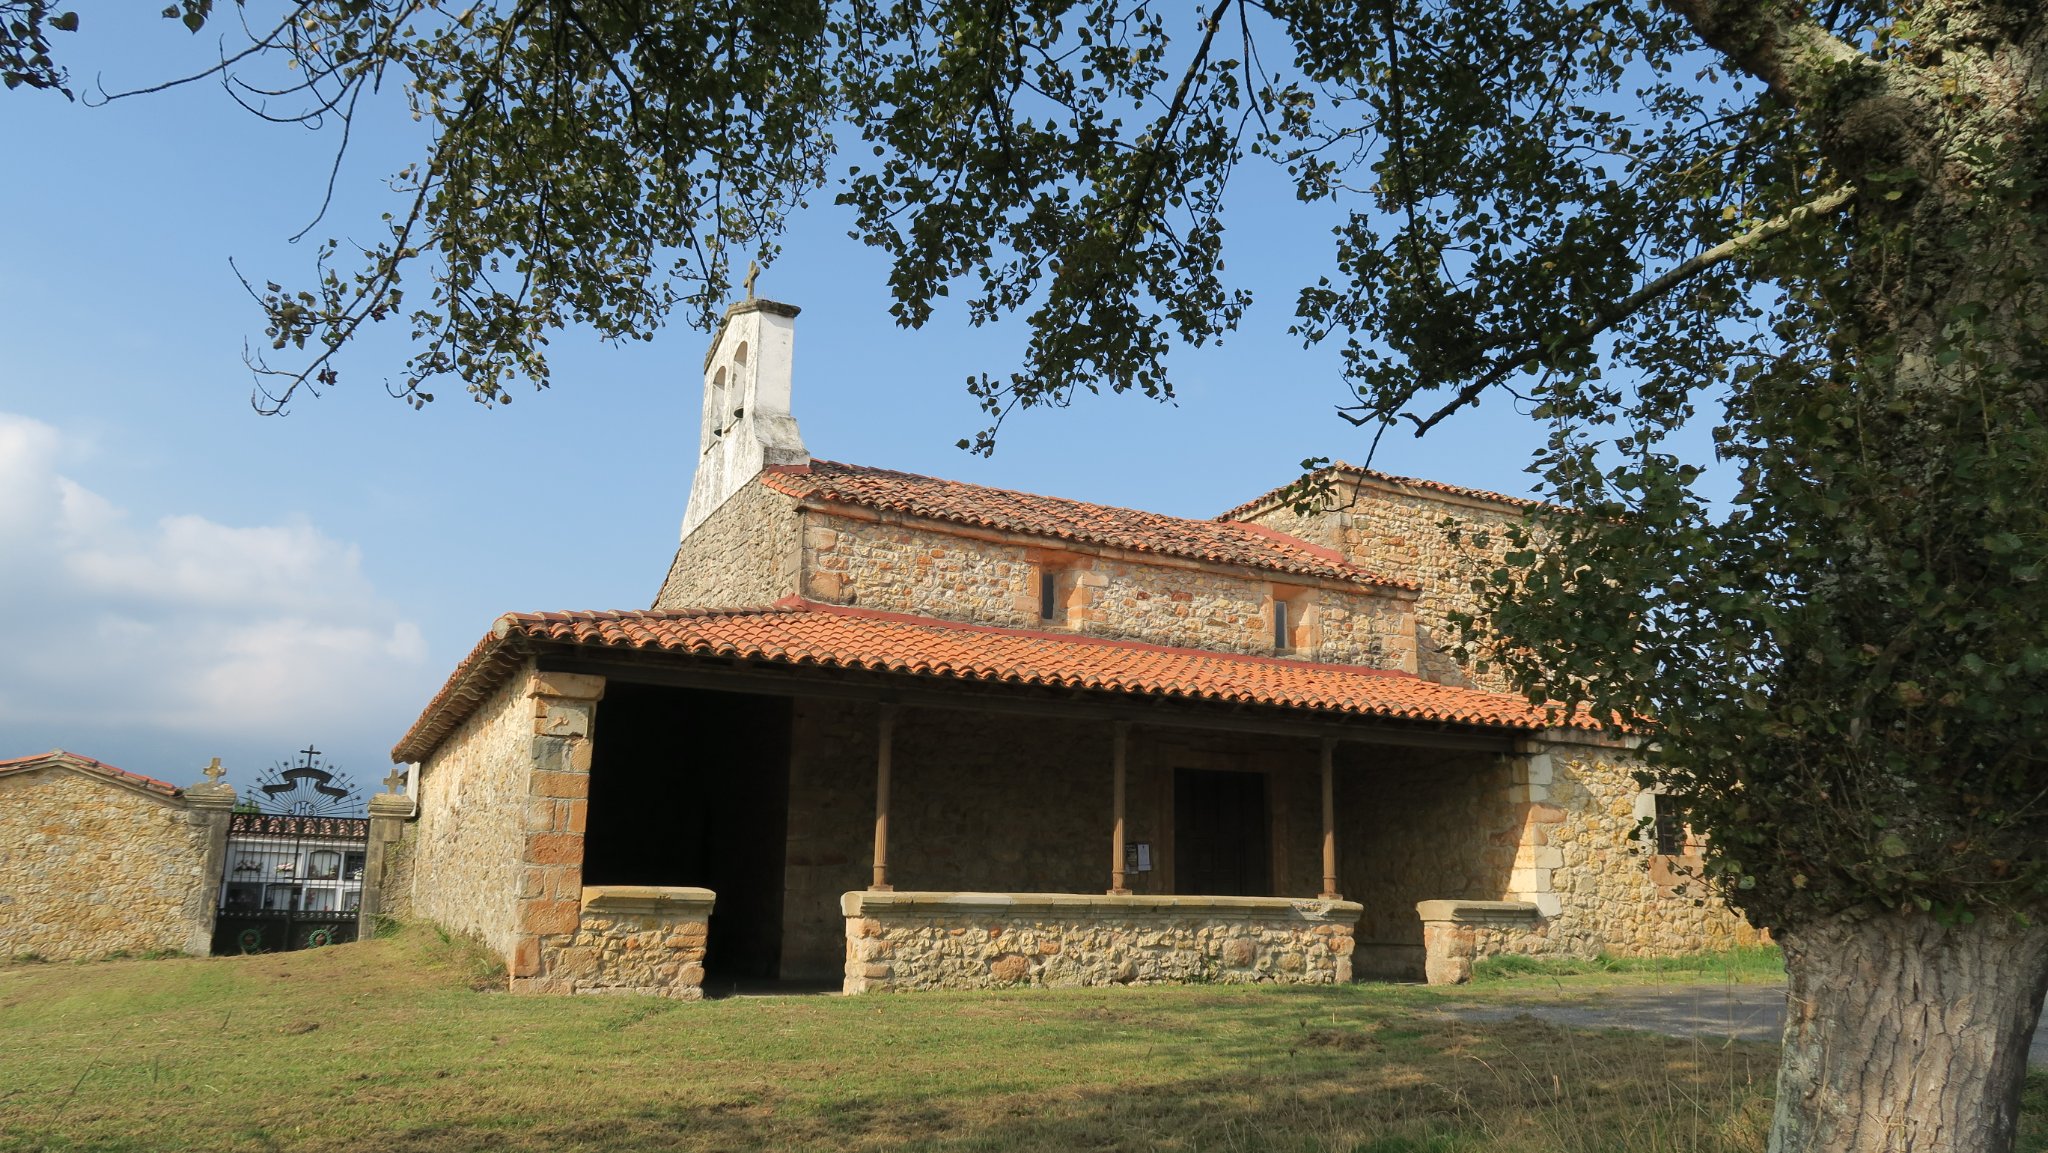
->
[0,9,1564,797]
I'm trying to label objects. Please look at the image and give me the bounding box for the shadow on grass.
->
[0,937,1827,1153]
[13,999,1772,1153]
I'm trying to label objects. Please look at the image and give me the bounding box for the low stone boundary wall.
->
[529,885,714,998]
[842,891,1363,994]
[1416,899,1541,984]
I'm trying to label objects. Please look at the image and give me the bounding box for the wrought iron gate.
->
[212,813,370,954]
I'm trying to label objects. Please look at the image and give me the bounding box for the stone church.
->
[382,298,1760,998]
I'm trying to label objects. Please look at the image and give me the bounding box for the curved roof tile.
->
[393,600,1581,762]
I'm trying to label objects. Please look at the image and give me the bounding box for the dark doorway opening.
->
[583,682,791,983]
[1174,768,1270,895]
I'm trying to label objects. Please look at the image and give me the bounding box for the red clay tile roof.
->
[393,599,1579,762]
[0,750,182,796]
[1218,461,1542,523]
[758,461,1415,591]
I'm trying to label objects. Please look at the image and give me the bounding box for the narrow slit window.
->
[1653,798,1687,855]
[1039,571,1060,621]
[1273,598,1290,651]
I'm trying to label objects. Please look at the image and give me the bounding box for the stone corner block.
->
[1414,899,1542,924]
[581,885,717,917]
[530,670,607,701]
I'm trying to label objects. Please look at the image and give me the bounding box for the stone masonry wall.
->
[653,476,802,610]
[781,697,875,980]
[377,819,417,921]
[1336,736,1756,978]
[0,769,215,960]
[801,511,1417,670]
[1238,476,1526,690]
[1513,736,1762,959]
[404,666,537,961]
[534,886,710,998]
[843,893,1361,992]
[1337,745,1515,971]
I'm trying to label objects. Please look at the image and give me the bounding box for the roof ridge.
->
[1218,462,1543,522]
[0,750,183,795]
[495,603,811,633]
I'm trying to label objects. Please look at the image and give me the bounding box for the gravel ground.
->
[1442,985,2048,1066]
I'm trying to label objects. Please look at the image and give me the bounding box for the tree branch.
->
[1658,0,1867,108]
[1406,183,1857,436]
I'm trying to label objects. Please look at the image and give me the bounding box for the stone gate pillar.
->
[510,670,605,993]
[358,783,416,934]
[184,768,238,956]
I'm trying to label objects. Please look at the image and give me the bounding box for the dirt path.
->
[1442,985,2048,1066]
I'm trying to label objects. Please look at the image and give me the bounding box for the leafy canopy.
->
[12,0,2048,930]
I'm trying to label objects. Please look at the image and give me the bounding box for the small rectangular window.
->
[1273,598,1290,651]
[1653,799,1687,855]
[1039,571,1059,621]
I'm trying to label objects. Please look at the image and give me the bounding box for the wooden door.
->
[1173,769,1270,896]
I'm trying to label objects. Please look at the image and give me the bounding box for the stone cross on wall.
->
[202,757,225,783]
[381,767,408,795]
[743,260,760,299]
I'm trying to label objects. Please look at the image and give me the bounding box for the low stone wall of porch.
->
[524,885,714,998]
[841,891,1363,993]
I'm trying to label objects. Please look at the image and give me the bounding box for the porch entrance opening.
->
[1173,768,1269,895]
[584,682,790,984]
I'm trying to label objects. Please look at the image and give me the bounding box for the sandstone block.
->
[989,953,1031,984]
[512,935,543,979]
[526,833,584,866]
[522,898,581,936]
[530,671,606,701]
[532,771,590,799]
[534,704,594,739]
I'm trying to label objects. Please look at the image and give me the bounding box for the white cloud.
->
[0,412,429,754]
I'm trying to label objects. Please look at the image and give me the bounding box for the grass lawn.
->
[0,930,2038,1152]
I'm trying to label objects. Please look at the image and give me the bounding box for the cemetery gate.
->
[212,813,370,954]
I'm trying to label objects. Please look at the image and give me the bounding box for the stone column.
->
[358,779,416,935]
[510,670,605,993]
[1109,722,1131,895]
[183,767,238,957]
[870,703,896,892]
[1319,738,1342,900]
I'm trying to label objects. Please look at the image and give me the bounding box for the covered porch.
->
[392,603,1569,999]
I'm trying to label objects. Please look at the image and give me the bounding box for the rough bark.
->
[1769,910,2048,1153]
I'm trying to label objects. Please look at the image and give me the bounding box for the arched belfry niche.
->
[679,299,808,539]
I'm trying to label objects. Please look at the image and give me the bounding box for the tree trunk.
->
[1769,908,2048,1152]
